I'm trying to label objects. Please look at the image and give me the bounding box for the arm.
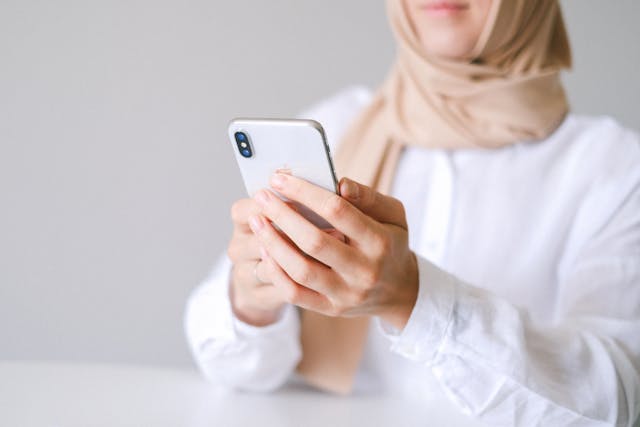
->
[371,169,640,424]
[374,149,640,425]
[250,171,640,425]
[184,256,301,392]
[380,251,639,426]
[184,86,373,391]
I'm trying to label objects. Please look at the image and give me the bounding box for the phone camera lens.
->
[235,132,247,143]
[235,132,252,157]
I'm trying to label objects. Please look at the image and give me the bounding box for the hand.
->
[227,198,287,326]
[248,174,419,330]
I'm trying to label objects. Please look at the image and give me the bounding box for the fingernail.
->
[342,179,359,200]
[248,215,264,233]
[270,173,287,190]
[254,190,269,207]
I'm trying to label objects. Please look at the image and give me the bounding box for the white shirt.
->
[184,87,640,426]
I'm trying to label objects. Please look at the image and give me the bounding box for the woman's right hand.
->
[227,198,287,326]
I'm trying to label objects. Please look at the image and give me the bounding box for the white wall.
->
[1,0,638,367]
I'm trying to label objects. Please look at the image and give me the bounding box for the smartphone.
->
[228,118,339,229]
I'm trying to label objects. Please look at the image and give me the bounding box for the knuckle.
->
[361,263,382,287]
[303,231,328,255]
[292,261,314,285]
[321,194,349,221]
[371,233,392,257]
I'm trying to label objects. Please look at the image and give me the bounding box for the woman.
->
[185,0,640,424]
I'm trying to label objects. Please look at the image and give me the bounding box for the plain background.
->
[1,1,639,367]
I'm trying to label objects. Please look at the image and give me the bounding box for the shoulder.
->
[552,114,640,170]
[554,115,640,246]
[549,116,640,276]
[297,85,373,151]
[555,114,640,199]
[534,114,640,195]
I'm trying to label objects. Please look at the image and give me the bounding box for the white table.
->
[0,362,486,427]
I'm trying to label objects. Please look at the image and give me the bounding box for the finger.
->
[249,213,342,299]
[233,260,272,288]
[253,189,356,269]
[226,231,261,262]
[231,263,284,319]
[339,177,407,229]
[230,198,263,232]
[269,173,382,245]
[261,247,331,313]
[253,259,272,286]
[325,228,346,242]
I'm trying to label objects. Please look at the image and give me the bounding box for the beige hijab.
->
[297,0,572,394]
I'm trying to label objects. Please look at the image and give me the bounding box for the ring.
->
[253,261,267,284]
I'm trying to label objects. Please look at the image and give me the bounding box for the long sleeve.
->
[378,165,640,425]
[184,256,301,392]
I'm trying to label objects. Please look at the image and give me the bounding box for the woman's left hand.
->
[247,173,419,330]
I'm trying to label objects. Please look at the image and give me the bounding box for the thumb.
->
[339,177,408,229]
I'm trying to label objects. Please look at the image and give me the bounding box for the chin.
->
[419,33,474,59]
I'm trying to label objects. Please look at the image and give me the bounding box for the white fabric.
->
[184,87,640,426]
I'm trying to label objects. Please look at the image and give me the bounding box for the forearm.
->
[184,257,301,392]
[379,256,640,426]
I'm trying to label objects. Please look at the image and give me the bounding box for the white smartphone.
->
[228,118,339,229]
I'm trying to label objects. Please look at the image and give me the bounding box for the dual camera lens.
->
[234,132,252,158]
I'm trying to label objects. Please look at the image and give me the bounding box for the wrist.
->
[380,300,415,330]
[380,252,419,330]
[234,304,282,327]
[230,283,283,327]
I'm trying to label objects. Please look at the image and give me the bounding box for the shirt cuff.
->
[376,255,456,364]
[233,303,299,339]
